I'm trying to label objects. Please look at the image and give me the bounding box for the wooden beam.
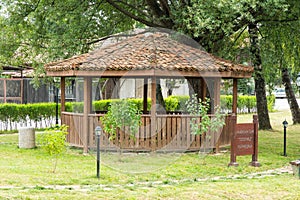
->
[201,78,207,101]
[232,78,238,114]
[83,77,92,153]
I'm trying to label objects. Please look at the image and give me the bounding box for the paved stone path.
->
[0,166,294,192]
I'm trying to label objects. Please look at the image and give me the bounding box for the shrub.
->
[37,125,69,173]
[0,95,275,131]
[164,96,179,111]
[100,99,142,140]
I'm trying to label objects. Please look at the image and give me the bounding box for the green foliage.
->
[164,96,179,111]
[0,103,58,130]
[100,99,142,140]
[267,95,276,112]
[0,95,270,131]
[94,99,117,112]
[0,0,136,81]
[166,95,190,111]
[185,95,225,136]
[65,102,83,113]
[2,0,299,130]
[220,95,275,113]
[37,125,69,173]
[38,125,69,156]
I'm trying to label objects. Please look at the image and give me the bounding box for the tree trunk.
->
[248,23,272,130]
[156,78,166,112]
[95,79,102,101]
[187,78,203,99]
[281,67,300,124]
[105,78,120,99]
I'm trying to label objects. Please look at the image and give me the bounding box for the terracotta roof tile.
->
[45,31,253,76]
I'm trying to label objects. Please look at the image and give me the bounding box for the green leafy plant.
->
[38,125,69,173]
[185,94,225,155]
[100,99,142,140]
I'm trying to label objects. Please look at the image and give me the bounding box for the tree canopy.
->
[0,0,136,66]
[1,0,299,128]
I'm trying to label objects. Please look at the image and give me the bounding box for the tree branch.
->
[159,0,171,16]
[117,1,149,19]
[146,0,164,18]
[145,0,174,28]
[105,0,163,28]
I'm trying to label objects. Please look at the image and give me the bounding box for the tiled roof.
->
[45,31,253,77]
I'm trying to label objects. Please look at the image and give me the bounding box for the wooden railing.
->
[61,112,235,152]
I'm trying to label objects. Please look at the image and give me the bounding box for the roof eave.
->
[46,69,253,78]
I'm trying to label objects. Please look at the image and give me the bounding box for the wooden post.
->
[60,77,66,112]
[232,78,238,114]
[213,78,221,113]
[83,77,92,153]
[143,78,148,114]
[151,77,157,147]
[250,115,260,167]
[21,78,23,104]
[228,114,238,166]
[213,78,221,152]
[4,79,6,103]
[201,78,207,101]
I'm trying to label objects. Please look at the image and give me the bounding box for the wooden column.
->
[151,77,157,137]
[83,77,92,153]
[232,78,238,114]
[213,77,221,152]
[201,78,207,101]
[60,77,66,112]
[213,78,221,113]
[143,78,148,114]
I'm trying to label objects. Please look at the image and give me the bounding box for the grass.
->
[0,110,300,199]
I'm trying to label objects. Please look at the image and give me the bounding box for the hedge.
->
[0,103,58,130]
[0,95,275,130]
[220,95,275,113]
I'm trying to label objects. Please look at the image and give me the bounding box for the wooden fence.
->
[62,112,235,152]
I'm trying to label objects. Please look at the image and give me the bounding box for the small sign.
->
[228,115,260,167]
[235,123,254,156]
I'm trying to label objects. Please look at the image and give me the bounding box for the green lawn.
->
[0,111,300,199]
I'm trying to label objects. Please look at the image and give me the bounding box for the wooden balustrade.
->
[61,112,234,152]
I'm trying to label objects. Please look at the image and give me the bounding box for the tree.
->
[104,1,278,129]
[2,0,299,128]
[38,125,69,173]
[260,18,300,124]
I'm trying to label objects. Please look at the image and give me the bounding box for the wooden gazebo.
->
[45,30,253,153]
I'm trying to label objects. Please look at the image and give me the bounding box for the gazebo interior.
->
[45,29,253,153]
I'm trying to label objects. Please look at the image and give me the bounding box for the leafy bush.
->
[0,103,58,130]
[100,99,142,139]
[0,95,275,131]
[37,125,69,173]
[164,96,179,111]
[267,95,276,112]
[165,95,189,111]
[220,95,275,113]
[186,95,224,135]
